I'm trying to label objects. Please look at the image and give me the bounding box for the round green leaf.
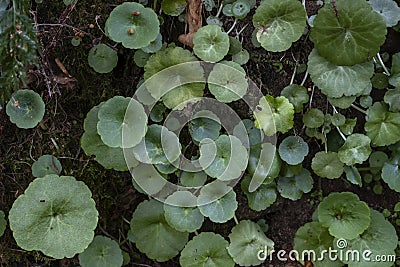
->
[105,2,160,49]
[144,47,206,109]
[133,124,181,165]
[384,88,400,112]
[227,220,274,266]
[303,108,325,128]
[32,155,62,178]
[382,153,400,192]
[164,192,204,232]
[78,236,123,267]
[308,49,374,98]
[8,175,98,259]
[88,44,118,74]
[338,134,372,165]
[294,222,342,267]
[344,166,362,187]
[6,90,45,129]
[141,33,162,53]
[371,72,389,89]
[277,168,313,200]
[179,170,207,187]
[279,135,309,165]
[81,104,138,171]
[252,0,306,52]
[369,0,400,27]
[149,102,166,122]
[228,36,243,55]
[130,199,189,262]
[311,0,387,66]
[189,111,221,142]
[253,95,294,136]
[280,84,309,113]
[130,163,167,196]
[311,151,344,179]
[0,211,6,237]
[232,49,250,65]
[331,113,346,127]
[389,73,400,87]
[318,192,370,240]
[339,118,357,135]
[328,96,356,109]
[199,135,248,181]
[369,151,389,170]
[232,0,250,19]
[365,102,400,146]
[247,142,281,192]
[71,37,80,46]
[233,119,264,148]
[161,0,186,16]
[193,25,229,62]
[335,209,397,267]
[134,50,150,67]
[223,4,234,16]
[97,96,147,148]
[180,232,234,267]
[208,61,248,103]
[241,175,277,211]
[198,185,238,223]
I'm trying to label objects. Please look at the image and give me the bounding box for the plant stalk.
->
[350,104,367,115]
[376,53,391,76]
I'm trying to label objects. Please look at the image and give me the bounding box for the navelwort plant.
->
[6,0,400,264]
[294,192,398,267]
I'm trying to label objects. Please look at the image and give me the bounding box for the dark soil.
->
[0,1,399,267]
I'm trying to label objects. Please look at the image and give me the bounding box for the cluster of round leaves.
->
[129,199,275,266]
[294,192,398,267]
[142,46,250,109]
[80,96,147,171]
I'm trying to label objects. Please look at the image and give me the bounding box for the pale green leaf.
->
[227,220,274,266]
[253,0,306,52]
[180,232,234,267]
[311,0,386,66]
[78,236,123,267]
[318,192,370,240]
[308,49,374,98]
[130,199,188,262]
[8,175,98,259]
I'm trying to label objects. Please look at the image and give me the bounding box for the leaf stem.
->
[350,104,367,115]
[226,19,237,35]
[216,3,224,17]
[376,53,390,76]
[153,0,158,11]
[233,214,239,225]
[332,106,347,141]
[309,85,315,108]
[194,230,199,236]
[300,70,308,86]
[290,63,297,85]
